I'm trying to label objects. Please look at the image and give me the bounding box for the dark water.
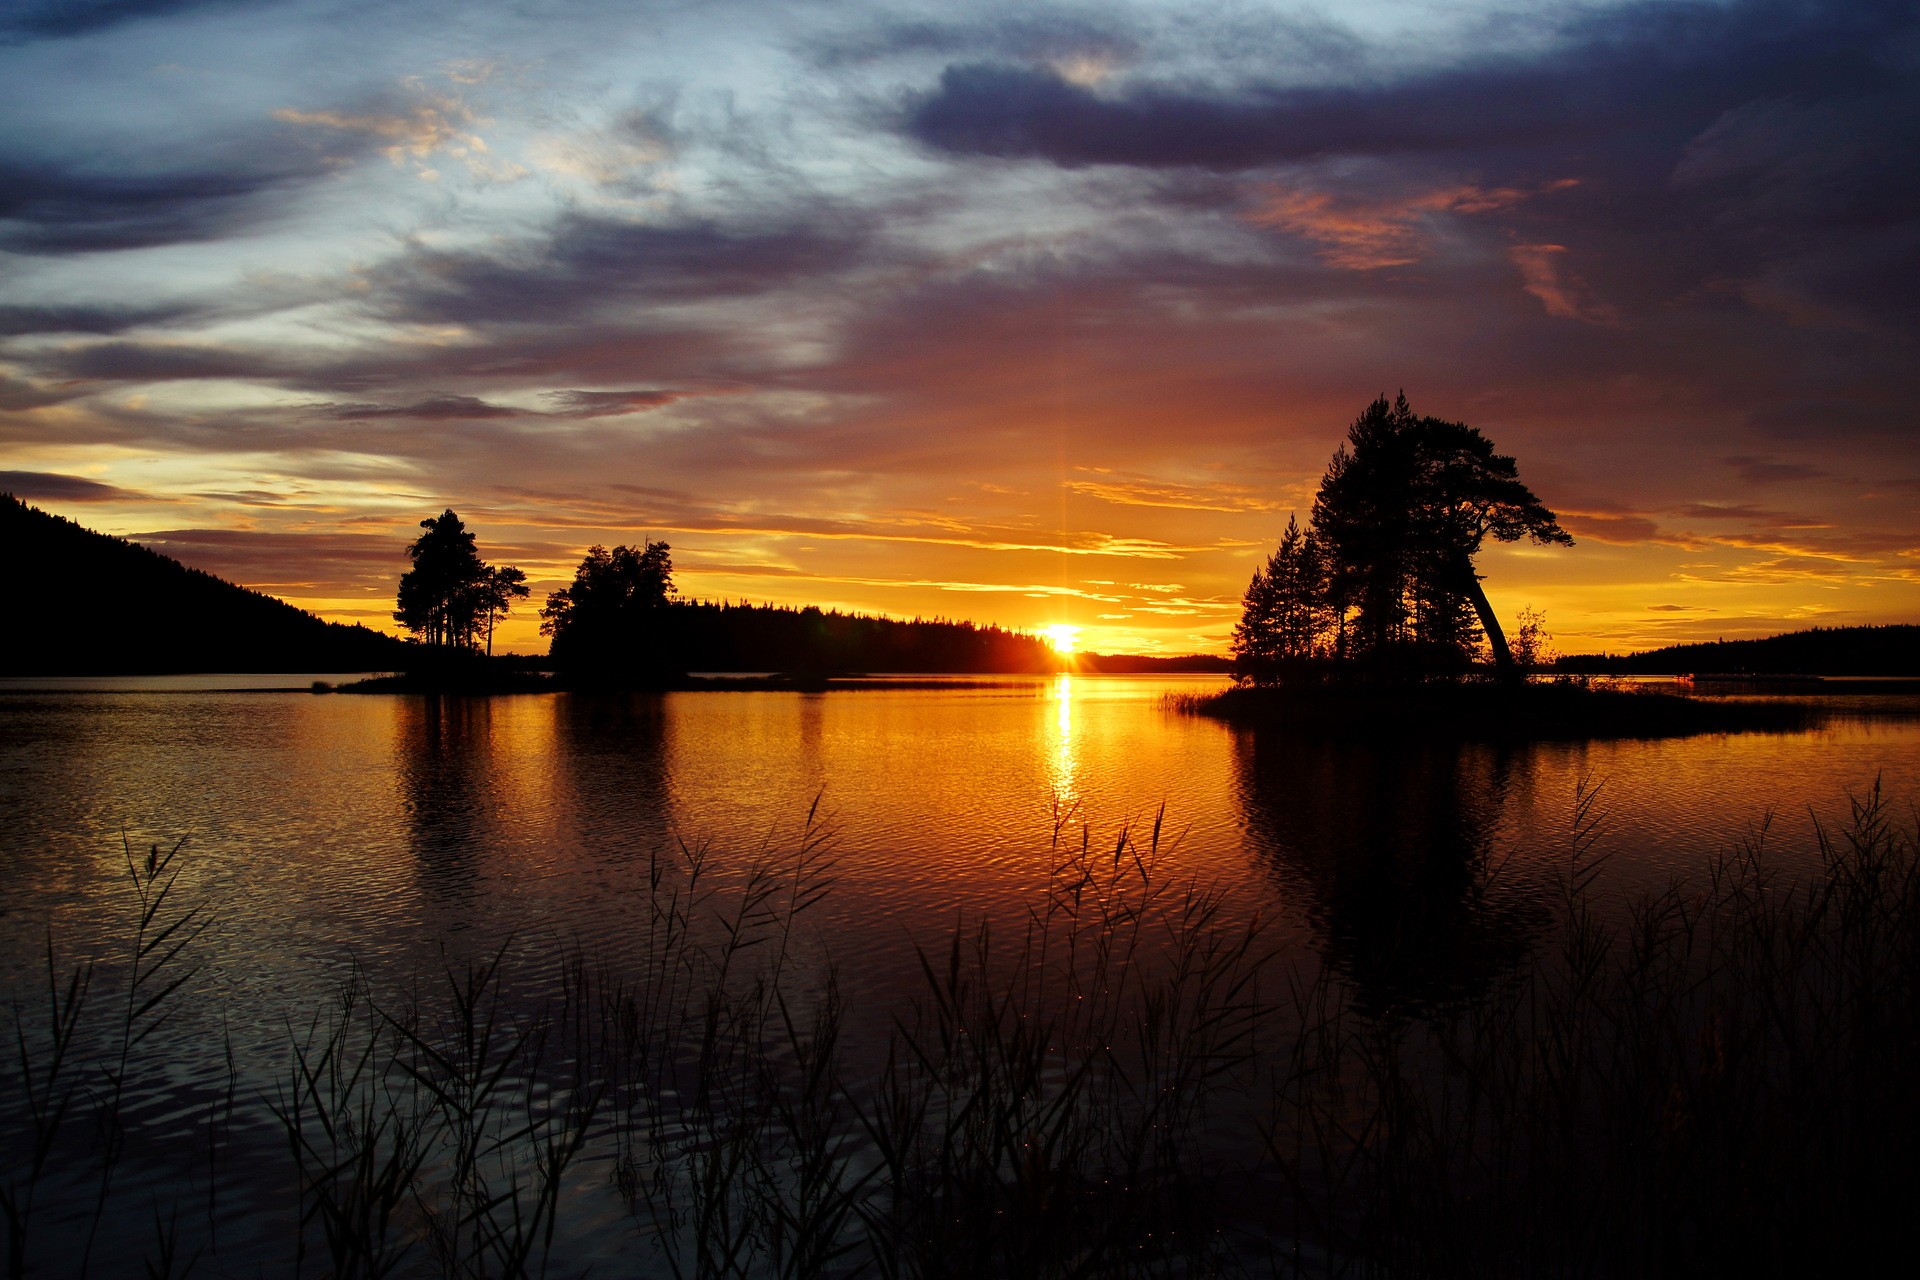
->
[3,675,1917,1272]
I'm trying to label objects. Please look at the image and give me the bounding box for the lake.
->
[4,674,1919,1274]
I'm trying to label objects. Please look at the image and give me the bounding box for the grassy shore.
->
[6,786,1920,1276]
[1177,677,1828,739]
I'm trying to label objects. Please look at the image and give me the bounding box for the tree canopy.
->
[541,541,680,677]
[1235,395,1570,682]
[393,509,528,652]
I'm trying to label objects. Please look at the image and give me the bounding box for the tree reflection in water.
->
[552,690,674,867]
[397,694,500,902]
[1233,730,1550,1015]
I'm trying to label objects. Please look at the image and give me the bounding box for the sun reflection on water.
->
[1049,674,1078,806]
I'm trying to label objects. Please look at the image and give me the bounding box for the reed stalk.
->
[6,782,1920,1276]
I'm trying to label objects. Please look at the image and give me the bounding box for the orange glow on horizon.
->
[1040,623,1082,655]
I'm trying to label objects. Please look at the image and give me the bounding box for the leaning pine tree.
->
[1235,395,1570,683]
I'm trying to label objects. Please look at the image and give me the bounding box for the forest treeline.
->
[0,495,412,675]
[530,536,1059,675]
[1555,625,1920,676]
[395,513,1059,679]
[647,600,1057,674]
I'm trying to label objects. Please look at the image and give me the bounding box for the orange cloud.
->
[1509,243,1616,323]
[1246,180,1575,270]
[274,81,525,182]
[1065,470,1280,512]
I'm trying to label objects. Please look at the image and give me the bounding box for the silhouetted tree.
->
[1232,514,1329,680]
[394,509,527,652]
[1240,395,1570,682]
[1510,607,1554,670]
[1407,413,1572,671]
[1312,396,1424,661]
[476,565,529,657]
[541,541,679,677]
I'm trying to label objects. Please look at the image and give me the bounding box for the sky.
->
[2,0,1917,656]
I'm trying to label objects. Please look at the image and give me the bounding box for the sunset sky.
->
[2,0,1916,656]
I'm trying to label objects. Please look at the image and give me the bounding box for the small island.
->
[1174,396,1878,739]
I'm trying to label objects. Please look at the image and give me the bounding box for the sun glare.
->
[1040,623,1081,655]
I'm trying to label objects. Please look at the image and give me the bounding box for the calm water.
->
[4,675,1919,1272]
[6,676,1918,1000]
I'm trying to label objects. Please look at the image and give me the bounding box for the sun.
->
[1039,623,1081,655]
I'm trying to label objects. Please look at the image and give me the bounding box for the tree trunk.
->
[1457,556,1515,677]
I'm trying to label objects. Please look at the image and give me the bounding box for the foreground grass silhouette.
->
[5,785,1920,1277]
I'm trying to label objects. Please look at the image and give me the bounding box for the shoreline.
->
[1174,679,1860,740]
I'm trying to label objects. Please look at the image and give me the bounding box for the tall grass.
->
[1264,778,1920,1276]
[5,784,1920,1276]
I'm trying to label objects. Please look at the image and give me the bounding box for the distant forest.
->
[1556,625,1920,676]
[654,600,1057,674]
[1,496,413,675]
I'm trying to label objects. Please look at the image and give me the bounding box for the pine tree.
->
[1237,395,1571,683]
[393,510,527,652]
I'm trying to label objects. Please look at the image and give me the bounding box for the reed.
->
[5,784,1920,1276]
[1262,778,1920,1276]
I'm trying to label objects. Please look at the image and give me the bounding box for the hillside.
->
[1,495,415,675]
[1555,625,1920,676]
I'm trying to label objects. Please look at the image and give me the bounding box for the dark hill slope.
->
[1558,625,1920,676]
[1,495,414,675]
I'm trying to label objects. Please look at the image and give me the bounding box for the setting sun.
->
[1040,624,1082,655]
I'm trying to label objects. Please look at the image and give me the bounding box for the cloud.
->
[1722,455,1831,485]
[0,92,360,255]
[1671,88,1920,329]
[1747,399,1915,441]
[897,0,1920,332]
[130,526,408,595]
[1245,181,1550,270]
[1668,502,1815,525]
[370,210,874,326]
[53,340,301,383]
[0,470,151,502]
[0,303,189,335]
[541,388,687,417]
[1556,508,1692,548]
[0,0,254,42]
[314,395,520,421]
[527,109,673,188]
[0,374,87,411]
[307,389,690,423]
[904,2,1912,171]
[0,156,300,254]
[1066,471,1279,513]
[274,85,527,182]
[809,12,1140,73]
[1508,244,1615,323]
